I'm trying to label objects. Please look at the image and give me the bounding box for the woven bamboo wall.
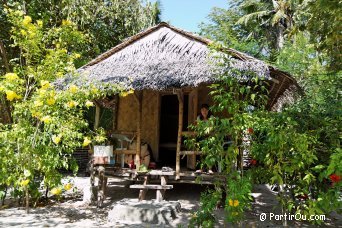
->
[116,90,159,160]
[115,85,233,162]
[141,90,160,160]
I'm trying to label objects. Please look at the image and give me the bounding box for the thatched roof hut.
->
[67,22,300,178]
[66,22,299,110]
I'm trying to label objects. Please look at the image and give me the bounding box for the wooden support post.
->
[138,175,149,201]
[134,91,143,170]
[187,88,198,169]
[97,166,105,208]
[112,95,119,131]
[103,177,108,196]
[161,175,168,199]
[176,90,184,179]
[156,190,163,202]
[91,103,101,205]
[90,163,96,204]
[94,104,100,130]
[193,88,198,122]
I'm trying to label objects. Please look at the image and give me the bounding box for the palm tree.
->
[237,0,296,52]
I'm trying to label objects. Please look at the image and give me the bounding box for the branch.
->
[0,40,10,72]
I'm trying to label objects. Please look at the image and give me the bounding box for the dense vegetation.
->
[0,0,340,225]
[0,0,160,123]
[191,0,341,226]
[0,0,160,211]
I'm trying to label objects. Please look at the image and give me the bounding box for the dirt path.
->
[0,177,340,227]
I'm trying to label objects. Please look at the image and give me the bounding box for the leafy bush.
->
[0,10,123,212]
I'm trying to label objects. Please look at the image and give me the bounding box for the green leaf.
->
[251,94,256,102]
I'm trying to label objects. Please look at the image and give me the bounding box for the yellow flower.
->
[85,100,94,107]
[51,187,62,195]
[120,89,134,97]
[69,85,78,93]
[40,80,50,89]
[95,135,106,143]
[62,19,72,26]
[74,53,81,59]
[229,199,239,207]
[49,90,56,97]
[22,16,32,25]
[52,135,61,144]
[46,98,56,105]
[64,183,72,191]
[4,73,19,81]
[56,72,63,78]
[6,90,20,101]
[20,29,27,36]
[41,116,52,124]
[82,137,91,147]
[91,86,98,94]
[38,89,47,97]
[120,92,128,97]
[67,100,77,108]
[31,111,42,118]
[37,20,43,27]
[27,28,36,37]
[20,179,30,187]
[34,100,43,107]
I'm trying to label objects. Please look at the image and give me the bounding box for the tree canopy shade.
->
[194,1,341,226]
[0,0,161,73]
[200,0,296,62]
[296,0,342,71]
[0,0,161,123]
[200,0,341,71]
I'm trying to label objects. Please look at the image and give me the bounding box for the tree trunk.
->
[0,97,13,124]
[276,24,285,51]
[1,185,7,206]
[0,40,13,124]
[0,40,10,72]
[25,187,29,213]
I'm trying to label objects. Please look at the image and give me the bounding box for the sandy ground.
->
[0,176,340,227]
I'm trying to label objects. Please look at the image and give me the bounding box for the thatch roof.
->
[60,22,300,109]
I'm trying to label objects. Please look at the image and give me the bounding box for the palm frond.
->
[236,10,270,26]
[271,9,287,26]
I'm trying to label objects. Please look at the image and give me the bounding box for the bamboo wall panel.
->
[116,91,159,161]
[117,94,138,131]
[141,90,159,160]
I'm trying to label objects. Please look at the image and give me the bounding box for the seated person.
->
[195,104,214,174]
[197,103,212,122]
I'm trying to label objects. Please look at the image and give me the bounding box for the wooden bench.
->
[130,184,173,202]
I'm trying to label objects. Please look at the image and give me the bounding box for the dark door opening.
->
[159,95,188,167]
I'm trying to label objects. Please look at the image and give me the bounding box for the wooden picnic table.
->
[91,165,175,207]
[130,170,174,202]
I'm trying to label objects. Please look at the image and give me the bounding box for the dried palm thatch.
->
[58,22,300,109]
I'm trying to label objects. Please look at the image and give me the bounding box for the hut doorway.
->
[159,94,188,167]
